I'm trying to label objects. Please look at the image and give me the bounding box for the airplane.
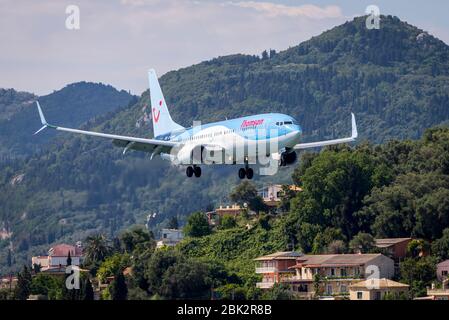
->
[35,69,358,179]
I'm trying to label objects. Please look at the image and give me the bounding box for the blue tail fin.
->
[148,69,184,137]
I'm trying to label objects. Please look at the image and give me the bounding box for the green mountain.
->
[1,15,449,274]
[0,83,136,157]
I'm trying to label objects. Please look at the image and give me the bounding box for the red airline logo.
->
[241,119,264,128]
[153,100,162,123]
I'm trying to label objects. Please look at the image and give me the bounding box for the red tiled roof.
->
[289,254,384,269]
[49,244,83,257]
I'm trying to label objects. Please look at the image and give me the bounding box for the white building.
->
[32,243,84,271]
[258,184,302,207]
[156,229,183,249]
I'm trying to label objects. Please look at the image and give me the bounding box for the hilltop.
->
[0,83,136,158]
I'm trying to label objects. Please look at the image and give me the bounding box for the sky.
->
[1,0,449,96]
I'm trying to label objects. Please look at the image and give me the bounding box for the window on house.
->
[341,285,347,293]
[327,285,333,295]
[442,270,448,276]
[331,268,335,276]
[357,292,363,300]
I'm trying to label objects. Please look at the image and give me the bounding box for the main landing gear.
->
[186,165,201,178]
[238,167,253,179]
[238,158,254,180]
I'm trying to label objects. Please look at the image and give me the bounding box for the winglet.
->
[351,113,358,139]
[36,101,47,125]
[34,101,49,135]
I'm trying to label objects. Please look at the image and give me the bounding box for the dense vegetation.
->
[4,125,448,300]
[1,15,449,277]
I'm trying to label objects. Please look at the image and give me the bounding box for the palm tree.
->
[84,234,112,265]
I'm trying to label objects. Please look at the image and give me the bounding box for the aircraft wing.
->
[294,113,358,150]
[34,102,177,155]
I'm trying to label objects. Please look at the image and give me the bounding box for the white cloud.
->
[227,1,343,19]
[0,0,347,95]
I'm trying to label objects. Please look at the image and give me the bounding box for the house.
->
[426,279,449,300]
[374,238,412,260]
[257,185,302,207]
[215,204,244,217]
[206,210,218,226]
[349,278,409,300]
[0,275,17,290]
[287,253,395,298]
[31,243,84,272]
[436,260,449,282]
[254,251,303,289]
[156,228,183,249]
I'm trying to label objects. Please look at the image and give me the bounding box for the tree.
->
[97,253,130,283]
[400,257,437,298]
[30,274,63,299]
[119,227,153,253]
[145,250,180,294]
[261,50,269,60]
[230,181,267,212]
[83,278,94,300]
[7,249,12,267]
[66,251,72,266]
[110,272,128,300]
[215,284,246,300]
[32,263,41,274]
[312,227,344,254]
[84,234,112,265]
[349,232,375,253]
[313,273,322,297]
[183,212,210,238]
[407,239,430,258]
[261,283,292,300]
[159,260,211,299]
[327,240,347,254]
[431,228,449,260]
[278,185,297,213]
[14,265,32,300]
[219,215,237,230]
[290,149,380,240]
[167,216,179,229]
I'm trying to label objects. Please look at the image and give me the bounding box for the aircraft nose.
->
[292,125,302,143]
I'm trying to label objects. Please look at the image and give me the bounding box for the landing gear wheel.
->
[186,166,194,177]
[246,168,254,179]
[194,166,202,178]
[238,168,246,179]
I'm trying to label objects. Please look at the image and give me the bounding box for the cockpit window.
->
[284,121,293,125]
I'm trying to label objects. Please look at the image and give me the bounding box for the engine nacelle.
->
[280,151,297,166]
[175,144,225,165]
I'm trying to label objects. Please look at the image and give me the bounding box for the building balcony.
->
[427,289,449,295]
[256,282,275,289]
[255,267,278,273]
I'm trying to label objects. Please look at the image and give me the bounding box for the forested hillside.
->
[1,15,449,275]
[0,83,135,157]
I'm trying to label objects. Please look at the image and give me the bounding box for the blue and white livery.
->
[35,69,358,179]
